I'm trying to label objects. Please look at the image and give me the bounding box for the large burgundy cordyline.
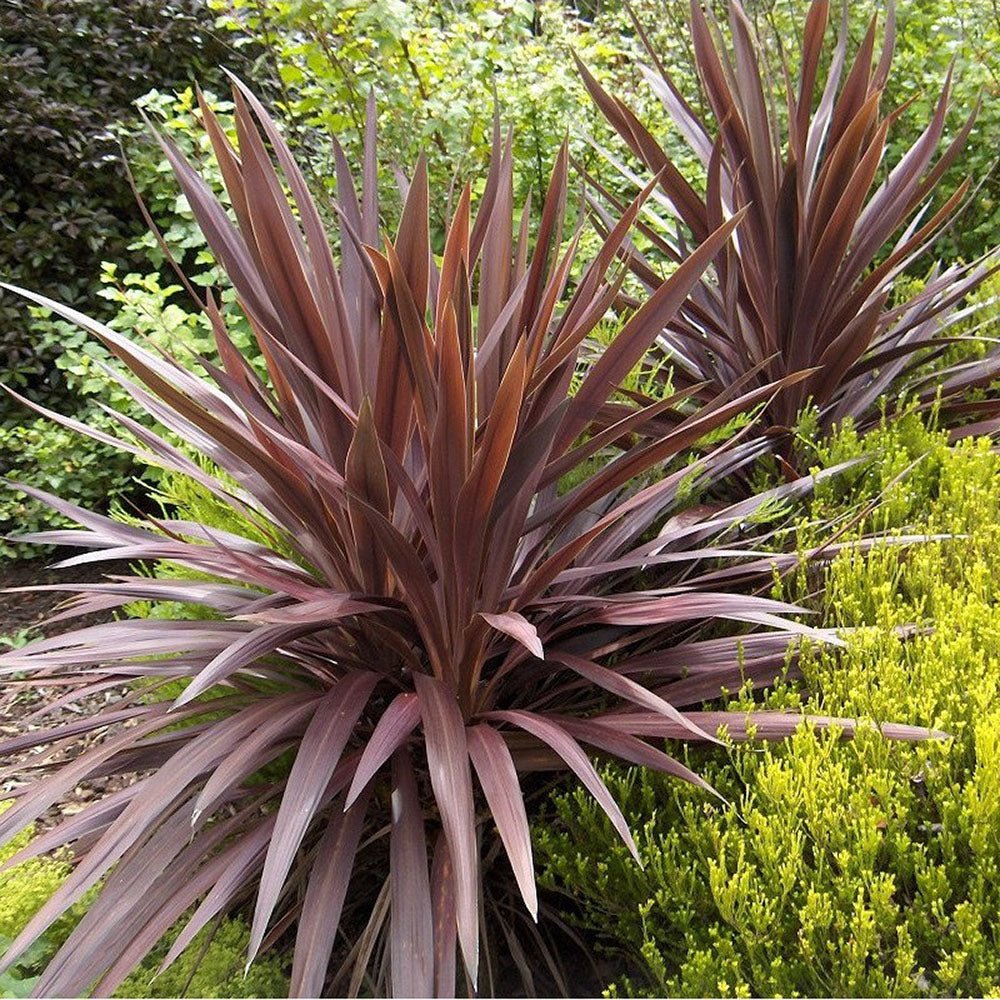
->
[0,82,938,997]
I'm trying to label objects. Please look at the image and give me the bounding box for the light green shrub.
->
[0,808,288,999]
[536,417,1000,997]
[214,0,636,214]
[0,823,73,997]
[0,411,138,560]
[115,922,288,999]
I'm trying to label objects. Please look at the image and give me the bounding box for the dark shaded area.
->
[0,0,250,419]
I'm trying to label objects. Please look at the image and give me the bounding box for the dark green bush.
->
[0,90,264,561]
[536,416,1000,997]
[0,0,245,419]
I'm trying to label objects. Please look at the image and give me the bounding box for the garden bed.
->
[0,558,132,640]
[1,559,136,833]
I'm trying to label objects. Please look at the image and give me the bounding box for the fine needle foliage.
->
[577,0,1000,448]
[0,83,938,998]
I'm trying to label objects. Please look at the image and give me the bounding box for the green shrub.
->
[536,418,1000,997]
[0,821,74,998]
[214,0,639,216]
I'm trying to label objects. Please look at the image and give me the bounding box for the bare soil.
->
[0,557,138,829]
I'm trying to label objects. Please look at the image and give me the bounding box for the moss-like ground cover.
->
[0,807,288,998]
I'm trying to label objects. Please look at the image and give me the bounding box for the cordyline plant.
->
[578,0,1000,449]
[0,83,937,998]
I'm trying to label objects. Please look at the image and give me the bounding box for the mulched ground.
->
[1,556,138,829]
[0,557,132,638]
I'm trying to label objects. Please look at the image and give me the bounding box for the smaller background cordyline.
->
[0,81,936,998]
[577,0,1000,453]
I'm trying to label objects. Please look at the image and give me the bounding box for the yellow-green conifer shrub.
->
[0,807,288,999]
[115,922,289,999]
[536,415,1000,997]
[0,818,75,998]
